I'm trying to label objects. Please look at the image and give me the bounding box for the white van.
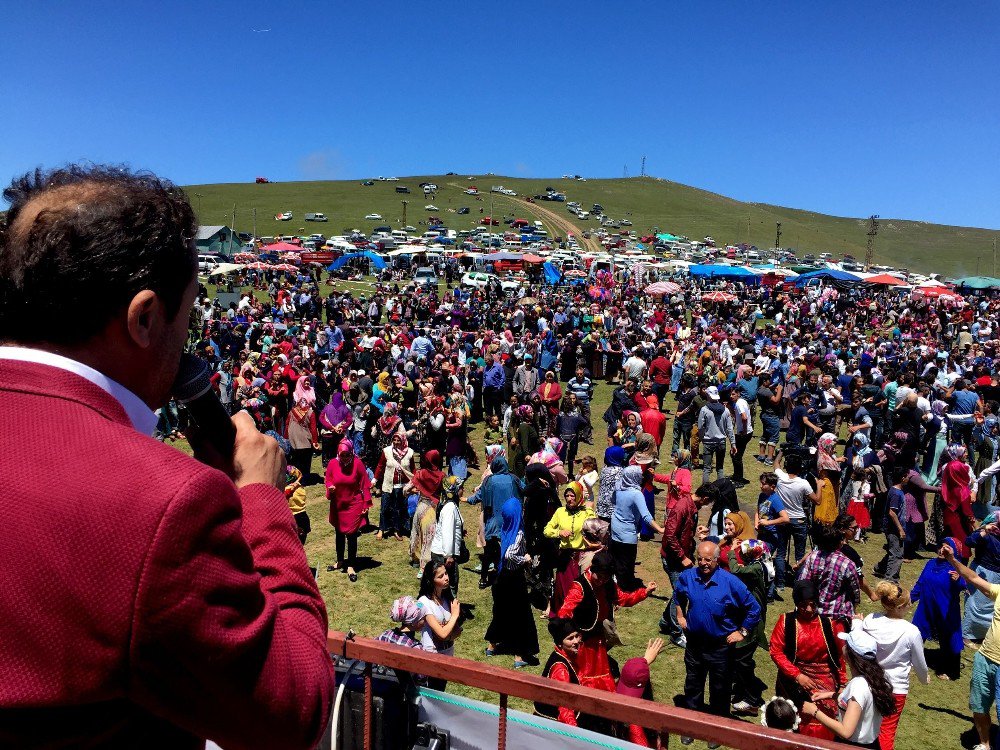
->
[391,230,409,242]
[198,254,221,273]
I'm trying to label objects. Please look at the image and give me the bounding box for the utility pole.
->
[864,215,879,269]
[746,213,751,244]
[775,222,782,253]
[252,207,257,240]
[993,238,996,277]
[623,164,629,179]
[228,203,236,256]
[640,155,646,177]
[401,200,408,227]
[193,193,203,215]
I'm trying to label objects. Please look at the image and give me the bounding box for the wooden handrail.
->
[327,631,842,749]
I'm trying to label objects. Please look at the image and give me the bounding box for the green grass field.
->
[187,174,1000,279]
[170,379,977,750]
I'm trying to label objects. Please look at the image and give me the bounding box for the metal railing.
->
[327,631,842,750]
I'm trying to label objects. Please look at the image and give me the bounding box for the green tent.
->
[954,276,1000,290]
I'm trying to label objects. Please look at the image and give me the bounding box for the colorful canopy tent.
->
[521,253,546,264]
[954,276,1000,290]
[484,252,522,261]
[688,265,761,284]
[793,269,863,287]
[326,251,387,271]
[656,233,683,242]
[864,273,908,285]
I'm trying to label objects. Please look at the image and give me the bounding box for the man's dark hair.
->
[811,521,841,553]
[0,164,197,344]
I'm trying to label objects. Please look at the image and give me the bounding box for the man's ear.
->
[125,290,159,348]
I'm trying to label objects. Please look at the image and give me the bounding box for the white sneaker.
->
[973,744,990,750]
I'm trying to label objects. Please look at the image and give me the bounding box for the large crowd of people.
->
[184,250,1000,749]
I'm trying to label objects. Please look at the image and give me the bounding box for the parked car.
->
[364,213,383,220]
[361,180,375,186]
[413,267,439,288]
[275,212,292,221]
[425,205,439,211]
[304,212,328,222]
[461,271,522,294]
[395,185,410,193]
[457,207,470,214]
[480,217,500,226]
[198,254,222,273]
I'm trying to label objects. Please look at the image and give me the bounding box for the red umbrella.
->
[245,261,272,270]
[564,269,587,278]
[701,290,737,302]
[234,252,256,262]
[273,263,298,272]
[913,286,955,298]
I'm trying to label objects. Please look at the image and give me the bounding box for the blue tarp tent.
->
[793,269,862,287]
[326,250,387,271]
[689,265,761,284]
[543,261,562,285]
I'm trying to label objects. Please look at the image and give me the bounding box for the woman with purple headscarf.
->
[319,391,353,467]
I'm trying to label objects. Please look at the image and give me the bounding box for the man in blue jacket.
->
[675,541,761,746]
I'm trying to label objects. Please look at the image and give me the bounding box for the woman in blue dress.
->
[912,537,967,680]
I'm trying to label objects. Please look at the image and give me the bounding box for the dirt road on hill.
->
[447,182,601,254]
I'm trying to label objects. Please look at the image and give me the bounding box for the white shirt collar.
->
[0,346,159,436]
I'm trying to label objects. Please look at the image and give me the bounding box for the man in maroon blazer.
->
[0,165,334,748]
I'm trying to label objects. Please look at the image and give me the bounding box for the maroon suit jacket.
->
[0,361,334,749]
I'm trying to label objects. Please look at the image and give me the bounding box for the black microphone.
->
[172,353,237,457]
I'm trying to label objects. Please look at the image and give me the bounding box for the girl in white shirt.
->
[803,629,897,749]
[858,583,929,750]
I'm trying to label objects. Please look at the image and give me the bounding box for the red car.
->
[255,176,270,183]
[480,217,500,226]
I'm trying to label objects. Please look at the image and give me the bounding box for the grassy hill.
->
[186,175,1000,278]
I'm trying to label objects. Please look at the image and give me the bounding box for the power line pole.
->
[228,203,236,256]
[864,215,879,269]
[401,200,408,227]
[640,155,646,177]
[252,207,257,240]
[993,238,996,277]
[775,222,782,252]
[623,164,629,179]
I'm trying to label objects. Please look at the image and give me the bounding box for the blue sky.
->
[3,1,999,227]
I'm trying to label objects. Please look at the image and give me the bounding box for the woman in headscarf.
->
[523,463,560,594]
[557,551,656,693]
[408,450,445,572]
[430,476,465,598]
[479,455,523,588]
[509,404,539,478]
[912,537,967,681]
[319,390,353,468]
[815,432,842,524]
[374,431,415,541]
[529,437,569,486]
[940,444,977,542]
[596,446,626,522]
[610,466,665,592]
[484,497,540,669]
[719,510,754,571]
[537,370,563,437]
[285,397,319,482]
[445,404,469,482]
[292,374,317,409]
[371,371,392,414]
[325,439,372,582]
[372,401,404,462]
[545,481,598,614]
[920,399,949,479]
